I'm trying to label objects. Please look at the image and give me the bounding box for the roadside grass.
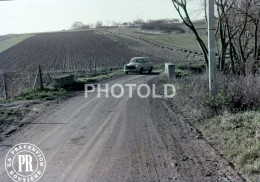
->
[154,64,165,69]
[0,108,19,121]
[201,111,260,181]
[0,108,20,132]
[0,88,67,104]
[175,62,206,73]
[0,34,35,53]
[154,62,206,78]
[76,69,123,84]
[13,88,66,101]
[157,71,260,181]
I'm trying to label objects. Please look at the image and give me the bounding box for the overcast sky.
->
[0,0,204,35]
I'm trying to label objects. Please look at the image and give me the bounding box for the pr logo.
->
[5,143,46,182]
[18,155,34,172]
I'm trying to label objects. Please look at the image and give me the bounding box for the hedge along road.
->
[0,72,243,182]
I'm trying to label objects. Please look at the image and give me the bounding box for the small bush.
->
[176,62,206,73]
[204,75,260,114]
[160,73,260,120]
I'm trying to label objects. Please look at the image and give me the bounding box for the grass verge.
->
[0,88,67,104]
[76,70,123,84]
[200,111,260,181]
[14,88,66,101]
[0,108,19,120]
[0,108,21,133]
[154,62,205,78]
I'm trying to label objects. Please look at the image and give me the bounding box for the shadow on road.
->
[126,71,161,76]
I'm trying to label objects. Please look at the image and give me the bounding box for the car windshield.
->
[130,58,149,63]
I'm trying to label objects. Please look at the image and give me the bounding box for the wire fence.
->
[0,65,122,100]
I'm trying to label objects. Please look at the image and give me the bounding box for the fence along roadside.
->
[0,65,121,100]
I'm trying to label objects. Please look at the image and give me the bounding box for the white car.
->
[124,57,153,74]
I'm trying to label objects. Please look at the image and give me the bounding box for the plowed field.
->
[0,31,137,72]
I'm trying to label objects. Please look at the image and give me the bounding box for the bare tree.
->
[171,0,259,74]
[71,21,90,30]
[96,21,103,28]
[71,22,84,30]
[171,0,209,66]
[133,19,145,28]
[215,0,259,75]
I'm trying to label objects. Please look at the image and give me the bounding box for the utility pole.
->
[207,0,217,95]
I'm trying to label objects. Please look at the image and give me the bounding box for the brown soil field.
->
[0,30,138,73]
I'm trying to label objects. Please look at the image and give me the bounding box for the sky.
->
[0,0,204,35]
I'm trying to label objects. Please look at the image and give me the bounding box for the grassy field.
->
[110,28,207,52]
[0,34,35,53]
[143,33,207,51]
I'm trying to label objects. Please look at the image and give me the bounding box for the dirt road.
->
[0,73,243,182]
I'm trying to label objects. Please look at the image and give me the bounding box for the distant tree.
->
[71,21,90,30]
[71,22,84,30]
[133,19,145,28]
[122,22,129,26]
[96,21,103,28]
[141,19,185,33]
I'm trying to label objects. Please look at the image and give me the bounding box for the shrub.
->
[176,62,206,73]
[204,75,260,114]
[161,73,260,120]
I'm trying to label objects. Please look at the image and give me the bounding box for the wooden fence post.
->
[39,65,44,90]
[3,73,7,100]
[33,65,44,90]
[94,60,96,74]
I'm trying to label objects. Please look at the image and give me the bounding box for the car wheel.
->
[139,68,143,74]
[149,67,153,74]
[125,71,128,74]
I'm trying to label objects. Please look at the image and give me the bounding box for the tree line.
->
[172,0,260,75]
[71,19,186,33]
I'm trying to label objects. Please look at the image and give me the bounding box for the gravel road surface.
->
[0,72,243,182]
